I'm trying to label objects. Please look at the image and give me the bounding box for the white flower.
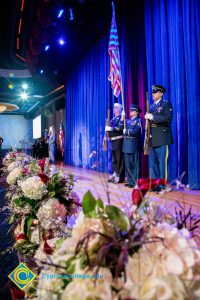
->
[61,268,113,300]
[37,268,65,300]
[20,176,47,200]
[6,167,22,185]
[7,161,19,172]
[37,198,67,230]
[163,250,184,275]
[54,212,113,260]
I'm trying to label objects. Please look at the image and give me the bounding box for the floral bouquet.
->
[28,191,200,300]
[4,155,80,259]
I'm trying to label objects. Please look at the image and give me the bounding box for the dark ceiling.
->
[0,0,119,117]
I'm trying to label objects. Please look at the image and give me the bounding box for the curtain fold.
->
[65,0,200,189]
[144,0,200,188]
[65,1,147,176]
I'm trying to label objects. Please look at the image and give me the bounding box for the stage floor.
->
[56,164,200,214]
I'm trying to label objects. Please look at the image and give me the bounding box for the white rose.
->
[6,167,22,185]
[20,176,47,200]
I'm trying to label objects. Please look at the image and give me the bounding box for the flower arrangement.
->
[29,191,200,300]
[1,152,80,260]
[1,150,200,300]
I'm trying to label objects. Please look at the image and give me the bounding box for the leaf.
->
[105,205,130,231]
[26,215,34,228]
[25,215,34,238]
[82,191,96,215]
[96,199,104,209]
[8,214,15,224]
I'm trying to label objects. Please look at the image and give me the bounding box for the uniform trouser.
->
[124,152,139,185]
[149,145,169,180]
[112,148,125,181]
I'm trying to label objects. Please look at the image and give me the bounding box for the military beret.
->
[152,84,166,94]
[129,104,142,113]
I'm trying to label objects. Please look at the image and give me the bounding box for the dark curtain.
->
[144,0,200,188]
[65,1,148,176]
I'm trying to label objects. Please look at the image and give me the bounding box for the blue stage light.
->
[20,92,28,100]
[57,9,64,18]
[40,69,44,74]
[44,45,50,51]
[22,83,28,90]
[58,38,65,46]
[69,8,75,21]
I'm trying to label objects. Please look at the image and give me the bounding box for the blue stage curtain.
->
[65,36,113,173]
[65,1,147,175]
[144,0,200,188]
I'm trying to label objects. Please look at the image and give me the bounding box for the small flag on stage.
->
[108,2,122,98]
[58,122,64,158]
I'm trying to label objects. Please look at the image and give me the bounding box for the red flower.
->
[38,159,45,171]
[132,178,168,207]
[16,233,27,241]
[38,172,49,184]
[43,239,54,254]
[21,168,30,175]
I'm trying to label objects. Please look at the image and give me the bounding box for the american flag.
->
[108,2,122,98]
[58,122,64,158]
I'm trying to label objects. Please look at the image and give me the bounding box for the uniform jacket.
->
[150,100,174,147]
[108,115,124,151]
[119,116,142,153]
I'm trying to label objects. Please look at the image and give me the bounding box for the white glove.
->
[105,126,112,132]
[123,129,127,135]
[145,113,154,121]
[121,111,125,117]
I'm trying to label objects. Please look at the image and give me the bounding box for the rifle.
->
[144,92,150,155]
[102,108,110,151]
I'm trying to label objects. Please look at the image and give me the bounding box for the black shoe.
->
[107,178,114,183]
[125,184,134,188]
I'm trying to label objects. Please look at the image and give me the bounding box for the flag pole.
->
[118,58,126,129]
[111,1,126,128]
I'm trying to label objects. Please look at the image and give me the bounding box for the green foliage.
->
[48,173,67,198]
[82,191,130,231]
[24,215,34,239]
[14,196,36,209]
[105,205,130,231]
[82,191,97,215]
[14,240,38,257]
[8,214,15,224]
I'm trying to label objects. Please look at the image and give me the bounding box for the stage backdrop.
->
[65,0,200,189]
[65,1,147,175]
[144,0,200,189]
[0,114,33,151]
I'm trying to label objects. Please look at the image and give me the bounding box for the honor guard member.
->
[119,104,142,188]
[105,103,125,183]
[145,84,173,180]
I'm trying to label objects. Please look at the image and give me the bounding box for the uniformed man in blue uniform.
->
[145,84,173,180]
[119,104,142,188]
[105,103,125,183]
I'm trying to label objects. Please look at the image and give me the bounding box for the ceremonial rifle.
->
[144,92,150,155]
[102,108,110,151]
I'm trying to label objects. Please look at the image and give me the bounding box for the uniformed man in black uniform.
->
[119,104,142,188]
[105,103,125,183]
[145,84,173,180]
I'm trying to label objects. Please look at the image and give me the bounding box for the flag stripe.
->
[108,3,122,98]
